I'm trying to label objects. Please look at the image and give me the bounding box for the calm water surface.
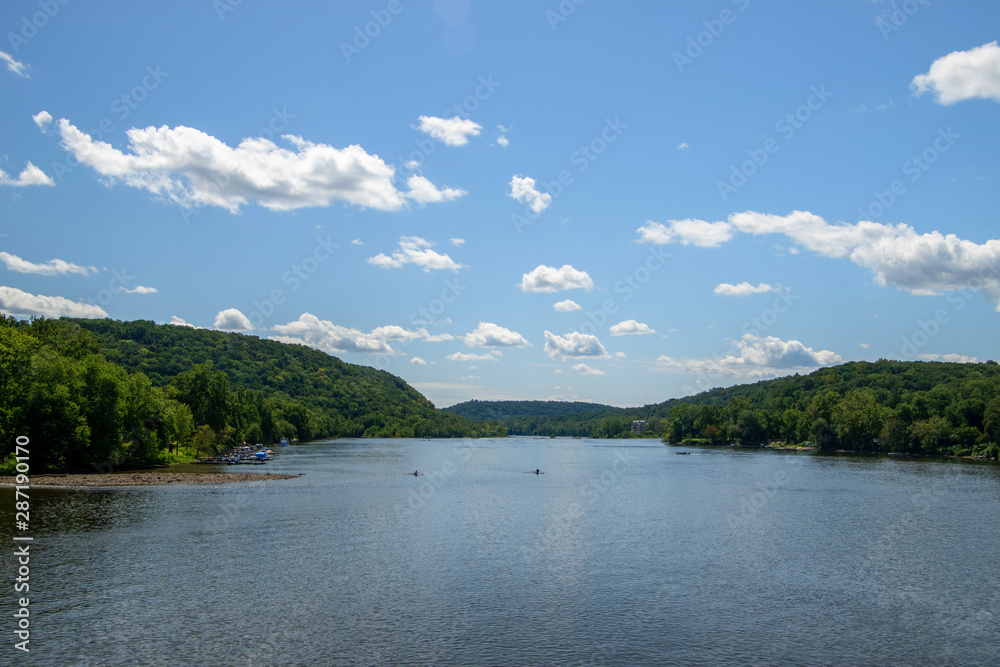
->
[2,437,999,666]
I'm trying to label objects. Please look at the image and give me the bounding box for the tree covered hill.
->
[452,360,1000,458]
[0,316,504,472]
[445,399,616,420]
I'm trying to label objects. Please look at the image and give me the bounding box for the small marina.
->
[198,444,275,465]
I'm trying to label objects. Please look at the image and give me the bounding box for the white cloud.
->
[49,117,462,213]
[214,308,253,331]
[415,115,482,146]
[410,356,428,365]
[0,251,96,276]
[543,331,609,360]
[449,237,465,247]
[917,353,980,363]
[553,299,582,312]
[912,41,1000,105]
[447,351,502,362]
[520,264,594,293]
[508,175,552,214]
[0,162,54,187]
[0,50,28,78]
[859,343,870,349]
[713,282,777,297]
[610,319,655,336]
[677,142,689,150]
[404,159,421,170]
[496,125,511,147]
[121,285,158,294]
[637,219,733,247]
[639,210,1000,310]
[404,174,466,204]
[463,322,530,348]
[0,285,107,318]
[367,236,465,272]
[423,333,455,343]
[572,363,605,376]
[351,239,364,246]
[168,316,196,328]
[32,110,52,131]
[271,313,425,355]
[656,334,841,381]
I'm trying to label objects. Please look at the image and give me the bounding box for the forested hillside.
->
[445,399,616,420]
[0,317,504,472]
[456,360,1000,458]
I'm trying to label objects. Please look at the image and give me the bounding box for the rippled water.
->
[2,438,999,666]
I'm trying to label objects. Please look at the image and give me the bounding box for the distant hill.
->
[447,361,1000,458]
[445,399,616,421]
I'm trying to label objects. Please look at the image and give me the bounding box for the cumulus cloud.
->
[168,316,197,328]
[609,319,655,336]
[0,50,28,78]
[367,236,465,272]
[415,115,482,146]
[32,110,52,131]
[0,162,54,187]
[638,210,1000,310]
[447,351,502,362]
[656,334,841,381]
[0,251,95,276]
[271,313,427,355]
[572,363,605,376]
[520,264,594,293]
[48,117,463,213]
[404,175,466,204]
[0,285,107,318]
[713,282,777,297]
[463,322,530,348]
[912,41,1000,105]
[449,238,465,247]
[410,356,428,365]
[508,175,552,214]
[214,308,253,330]
[553,299,582,312]
[543,331,609,360]
[121,285,158,294]
[637,219,734,247]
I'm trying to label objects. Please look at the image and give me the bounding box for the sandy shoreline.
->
[0,471,303,487]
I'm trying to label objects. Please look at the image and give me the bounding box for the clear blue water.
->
[2,437,999,666]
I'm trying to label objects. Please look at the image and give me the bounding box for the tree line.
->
[453,360,1000,459]
[0,317,505,472]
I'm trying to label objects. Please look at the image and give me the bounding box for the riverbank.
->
[0,471,303,487]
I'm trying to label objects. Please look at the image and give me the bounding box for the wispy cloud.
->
[0,50,28,78]
[0,251,95,276]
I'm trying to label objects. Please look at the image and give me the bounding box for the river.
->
[2,437,999,666]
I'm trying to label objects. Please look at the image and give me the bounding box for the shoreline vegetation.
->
[0,471,302,487]
[2,316,998,474]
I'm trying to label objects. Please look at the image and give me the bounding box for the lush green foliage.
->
[0,317,504,471]
[454,360,1000,458]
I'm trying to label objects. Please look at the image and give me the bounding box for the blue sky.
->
[1,0,998,408]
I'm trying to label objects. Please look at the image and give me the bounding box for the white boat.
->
[279,437,290,447]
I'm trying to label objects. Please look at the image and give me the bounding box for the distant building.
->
[632,419,647,434]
